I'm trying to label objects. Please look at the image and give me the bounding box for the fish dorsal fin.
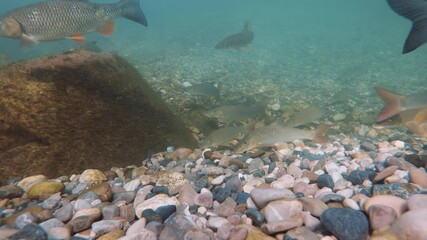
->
[98,20,115,36]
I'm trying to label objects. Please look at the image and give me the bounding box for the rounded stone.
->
[0,186,24,199]
[320,208,369,240]
[135,194,179,219]
[299,197,328,217]
[368,204,397,231]
[79,169,107,184]
[408,194,427,211]
[212,187,232,203]
[250,188,296,209]
[317,174,334,189]
[27,181,64,200]
[409,167,427,188]
[390,208,427,240]
[17,175,48,192]
[364,195,407,217]
[245,209,265,226]
[348,170,370,185]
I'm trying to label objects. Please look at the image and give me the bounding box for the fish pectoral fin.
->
[67,34,86,44]
[98,20,115,36]
[20,34,38,48]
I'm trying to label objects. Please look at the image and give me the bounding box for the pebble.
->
[53,204,74,222]
[390,208,427,240]
[317,174,334,189]
[8,223,48,240]
[0,185,24,199]
[299,197,328,217]
[135,194,179,218]
[373,166,398,182]
[364,195,407,217]
[409,167,427,188]
[250,188,296,209]
[261,214,304,235]
[320,208,369,240]
[27,181,64,200]
[17,175,48,192]
[408,194,427,210]
[264,199,302,223]
[245,208,265,226]
[79,169,107,184]
[367,204,397,231]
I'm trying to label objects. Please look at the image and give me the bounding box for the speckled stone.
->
[348,170,370,185]
[79,182,112,202]
[372,183,421,199]
[17,175,47,192]
[7,223,47,240]
[79,169,107,184]
[320,208,369,240]
[0,186,24,199]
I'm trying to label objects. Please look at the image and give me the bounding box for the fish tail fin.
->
[119,0,148,26]
[375,87,405,122]
[405,121,427,137]
[313,125,329,144]
[243,21,252,33]
[387,0,427,53]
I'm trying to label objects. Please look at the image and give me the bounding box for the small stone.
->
[39,218,65,232]
[46,227,71,240]
[390,208,427,239]
[97,229,124,240]
[301,211,320,231]
[7,223,47,240]
[113,191,136,204]
[41,192,62,210]
[134,194,179,219]
[211,175,225,186]
[141,209,162,223]
[320,208,369,240]
[90,219,125,237]
[178,183,197,206]
[17,175,48,192]
[123,179,141,192]
[286,226,319,240]
[264,199,303,223]
[53,204,74,223]
[215,197,237,217]
[155,205,177,222]
[228,227,248,240]
[0,186,24,199]
[15,212,38,229]
[317,174,334,189]
[79,182,112,202]
[126,218,146,236]
[271,174,294,189]
[212,187,232,203]
[260,215,304,235]
[194,190,213,208]
[79,169,107,184]
[333,113,346,122]
[299,197,328,217]
[409,167,427,188]
[27,181,64,200]
[225,175,243,193]
[343,198,360,210]
[368,204,397,231]
[69,208,102,233]
[245,209,265,226]
[250,188,296,209]
[348,170,370,185]
[360,141,377,152]
[119,204,135,222]
[102,205,120,219]
[239,224,275,240]
[321,193,345,203]
[208,216,229,230]
[372,183,421,199]
[122,229,157,240]
[74,199,92,212]
[374,166,398,182]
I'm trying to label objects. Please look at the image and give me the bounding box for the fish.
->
[215,22,254,49]
[185,82,222,101]
[374,108,427,136]
[0,0,147,46]
[205,104,264,123]
[375,87,427,122]
[387,0,427,53]
[235,123,328,153]
[199,126,246,149]
[285,105,327,127]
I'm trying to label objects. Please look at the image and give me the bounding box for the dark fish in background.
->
[185,82,222,101]
[215,22,254,49]
[0,0,147,46]
[375,87,427,122]
[387,0,427,53]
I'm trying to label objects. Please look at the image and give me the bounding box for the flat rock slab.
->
[0,51,196,183]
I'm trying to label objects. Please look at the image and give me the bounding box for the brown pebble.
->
[302,171,318,183]
[408,194,427,211]
[374,166,398,182]
[227,227,248,240]
[409,167,427,188]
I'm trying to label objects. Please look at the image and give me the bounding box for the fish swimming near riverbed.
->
[375,87,427,122]
[205,104,264,123]
[374,108,427,137]
[215,22,254,49]
[235,122,328,153]
[387,0,427,53]
[0,0,147,46]
[285,105,328,127]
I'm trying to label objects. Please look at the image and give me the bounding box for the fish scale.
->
[0,0,147,44]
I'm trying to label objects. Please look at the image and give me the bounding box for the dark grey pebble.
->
[321,194,345,203]
[145,192,156,200]
[152,186,169,195]
[8,223,47,240]
[348,170,370,185]
[317,174,334,189]
[212,187,232,203]
[142,209,163,223]
[360,141,377,152]
[102,205,120,219]
[235,192,250,204]
[245,208,265,226]
[155,205,177,222]
[320,208,369,240]
[194,175,209,193]
[252,170,264,178]
[0,186,24,199]
[343,144,353,151]
[225,176,243,193]
[113,191,136,204]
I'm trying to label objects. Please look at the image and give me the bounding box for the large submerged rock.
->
[0,51,197,182]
